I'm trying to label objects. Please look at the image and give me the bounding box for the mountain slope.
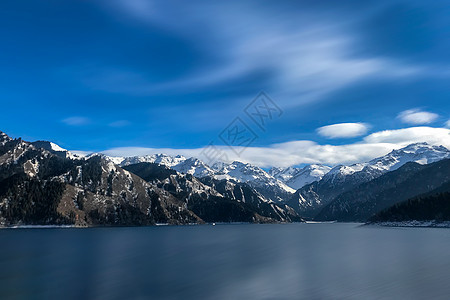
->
[288,143,450,218]
[31,140,82,160]
[0,132,201,226]
[124,162,302,223]
[211,161,295,202]
[315,159,450,222]
[108,154,295,202]
[368,181,450,223]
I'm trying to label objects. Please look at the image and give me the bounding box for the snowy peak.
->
[0,131,12,145]
[30,141,81,160]
[326,163,365,177]
[368,142,450,172]
[212,161,271,181]
[118,156,296,202]
[268,166,298,182]
[171,157,215,178]
[114,153,215,178]
[119,153,187,167]
[322,143,450,182]
[211,160,296,200]
[269,164,331,190]
[287,164,331,190]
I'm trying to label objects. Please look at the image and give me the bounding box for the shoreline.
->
[367,220,450,228]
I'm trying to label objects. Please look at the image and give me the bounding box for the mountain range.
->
[106,154,296,203]
[1,129,449,226]
[0,131,300,226]
[287,143,450,218]
[316,158,450,222]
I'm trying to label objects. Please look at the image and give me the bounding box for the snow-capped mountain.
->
[123,162,301,223]
[211,161,295,202]
[322,142,450,185]
[288,142,450,218]
[0,132,201,226]
[103,154,295,202]
[315,158,450,222]
[116,154,215,178]
[31,140,82,160]
[368,142,450,171]
[118,153,186,168]
[269,164,331,190]
[102,142,449,213]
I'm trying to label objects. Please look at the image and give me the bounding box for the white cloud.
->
[317,123,369,139]
[445,120,450,128]
[62,117,90,126]
[363,126,450,148]
[398,109,439,125]
[100,126,450,168]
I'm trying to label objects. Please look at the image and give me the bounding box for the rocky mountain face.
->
[0,131,12,145]
[287,143,450,218]
[124,162,301,223]
[109,154,295,203]
[0,132,200,226]
[210,161,295,202]
[316,158,450,222]
[0,131,300,226]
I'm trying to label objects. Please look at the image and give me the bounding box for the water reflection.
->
[1,224,450,299]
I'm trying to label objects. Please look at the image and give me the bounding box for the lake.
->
[1,223,450,299]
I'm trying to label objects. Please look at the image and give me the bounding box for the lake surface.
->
[1,223,450,299]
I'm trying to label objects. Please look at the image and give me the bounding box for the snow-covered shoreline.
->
[368,220,450,228]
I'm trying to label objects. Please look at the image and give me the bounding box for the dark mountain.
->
[286,168,383,218]
[315,159,450,222]
[124,163,302,223]
[369,180,450,223]
[0,132,201,226]
[287,143,450,218]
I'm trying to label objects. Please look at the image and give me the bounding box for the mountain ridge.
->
[287,142,450,218]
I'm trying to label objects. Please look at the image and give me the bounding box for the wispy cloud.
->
[445,120,450,128]
[109,120,131,128]
[92,0,425,106]
[100,126,450,167]
[62,117,90,126]
[398,109,439,125]
[317,123,369,139]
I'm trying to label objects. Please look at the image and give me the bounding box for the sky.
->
[0,0,449,167]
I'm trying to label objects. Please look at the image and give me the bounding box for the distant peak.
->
[398,142,448,153]
[224,161,248,168]
[0,130,12,142]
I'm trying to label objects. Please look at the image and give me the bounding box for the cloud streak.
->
[93,0,425,107]
[100,126,450,167]
[62,117,90,126]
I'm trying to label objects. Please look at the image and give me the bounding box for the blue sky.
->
[1,0,449,166]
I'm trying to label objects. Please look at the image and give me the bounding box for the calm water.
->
[1,223,450,299]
